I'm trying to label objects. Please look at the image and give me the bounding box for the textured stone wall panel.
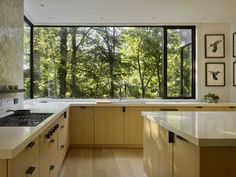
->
[0,0,24,114]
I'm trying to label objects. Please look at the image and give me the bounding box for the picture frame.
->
[205,34,225,58]
[233,32,236,57]
[205,62,225,86]
[233,62,236,86]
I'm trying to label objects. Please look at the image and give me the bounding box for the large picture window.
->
[24,25,195,99]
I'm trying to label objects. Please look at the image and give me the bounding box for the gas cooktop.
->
[0,113,53,127]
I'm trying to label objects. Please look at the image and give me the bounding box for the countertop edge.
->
[142,112,236,147]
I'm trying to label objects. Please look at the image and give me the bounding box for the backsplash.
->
[0,0,24,114]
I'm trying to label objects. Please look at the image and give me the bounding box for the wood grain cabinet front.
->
[143,118,172,177]
[40,122,59,177]
[8,137,40,177]
[70,107,95,145]
[57,112,69,167]
[124,107,154,145]
[95,107,124,144]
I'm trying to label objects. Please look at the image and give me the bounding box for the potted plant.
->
[203,93,220,103]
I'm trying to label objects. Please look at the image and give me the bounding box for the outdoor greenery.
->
[24,26,194,99]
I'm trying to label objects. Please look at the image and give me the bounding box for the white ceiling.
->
[24,0,236,25]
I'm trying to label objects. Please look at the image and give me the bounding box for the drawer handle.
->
[26,141,35,149]
[49,165,55,171]
[176,135,188,142]
[160,109,178,111]
[61,145,65,149]
[80,106,86,108]
[26,166,35,175]
[49,139,55,144]
[196,106,203,108]
[229,106,236,108]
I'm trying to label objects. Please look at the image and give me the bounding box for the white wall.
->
[197,23,230,102]
[229,20,236,102]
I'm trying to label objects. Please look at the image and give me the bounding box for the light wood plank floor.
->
[58,148,147,177]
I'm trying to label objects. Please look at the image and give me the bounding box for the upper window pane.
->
[33,27,163,99]
[166,28,194,98]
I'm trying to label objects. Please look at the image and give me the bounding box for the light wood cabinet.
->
[0,160,7,177]
[70,107,94,145]
[95,107,124,144]
[143,118,172,177]
[40,121,59,177]
[173,135,199,177]
[125,107,153,145]
[57,111,70,168]
[8,137,40,177]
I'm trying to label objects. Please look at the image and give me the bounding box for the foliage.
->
[23,26,193,99]
[203,93,219,103]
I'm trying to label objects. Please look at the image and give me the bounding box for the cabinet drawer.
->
[9,137,39,177]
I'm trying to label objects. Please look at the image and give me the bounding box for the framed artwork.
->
[233,32,236,57]
[205,62,225,86]
[205,34,225,58]
[234,62,236,86]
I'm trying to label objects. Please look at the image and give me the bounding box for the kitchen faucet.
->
[119,80,127,102]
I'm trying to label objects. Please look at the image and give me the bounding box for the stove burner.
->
[0,113,53,127]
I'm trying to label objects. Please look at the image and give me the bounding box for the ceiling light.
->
[40,4,45,7]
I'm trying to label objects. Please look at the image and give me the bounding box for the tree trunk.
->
[71,27,77,97]
[58,27,68,98]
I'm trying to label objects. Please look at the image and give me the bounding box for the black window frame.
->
[163,26,196,99]
[23,18,196,99]
[24,16,34,99]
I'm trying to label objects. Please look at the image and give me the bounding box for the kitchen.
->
[1,0,236,177]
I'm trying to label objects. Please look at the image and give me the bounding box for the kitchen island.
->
[142,111,236,177]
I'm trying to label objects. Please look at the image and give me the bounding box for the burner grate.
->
[0,113,53,127]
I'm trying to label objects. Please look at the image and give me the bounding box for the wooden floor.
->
[58,148,147,177]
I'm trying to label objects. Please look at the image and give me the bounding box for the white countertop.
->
[0,102,70,159]
[142,111,236,147]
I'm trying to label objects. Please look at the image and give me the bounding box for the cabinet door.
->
[158,126,172,177]
[143,118,159,177]
[173,135,199,177]
[125,107,153,145]
[0,160,7,177]
[40,127,58,177]
[70,107,95,144]
[95,107,124,144]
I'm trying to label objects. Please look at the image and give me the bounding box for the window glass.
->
[30,26,195,99]
[166,28,194,98]
[23,21,31,99]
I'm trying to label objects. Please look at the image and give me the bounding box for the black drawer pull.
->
[49,139,55,144]
[80,106,86,108]
[64,111,67,118]
[26,166,35,175]
[176,135,188,142]
[26,141,35,149]
[229,106,236,108]
[49,165,55,171]
[168,131,174,143]
[160,109,178,111]
[196,106,203,108]
[61,145,65,149]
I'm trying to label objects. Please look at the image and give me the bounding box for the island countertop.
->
[142,111,236,146]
